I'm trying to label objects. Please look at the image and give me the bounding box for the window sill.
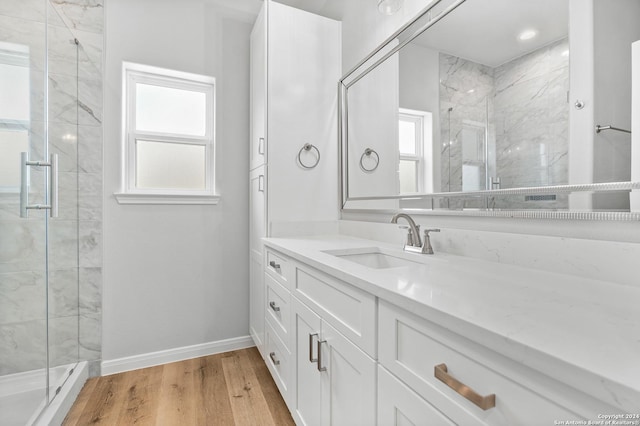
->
[114,192,221,205]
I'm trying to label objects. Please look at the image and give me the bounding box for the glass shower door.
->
[0,2,50,423]
[0,1,80,424]
[46,3,81,401]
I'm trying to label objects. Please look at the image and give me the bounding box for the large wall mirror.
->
[340,0,640,218]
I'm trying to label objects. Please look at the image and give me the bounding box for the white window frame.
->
[115,62,219,205]
[398,110,425,194]
[0,43,30,194]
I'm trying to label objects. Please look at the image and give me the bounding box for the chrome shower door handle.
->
[20,152,29,218]
[49,153,58,218]
[20,152,59,218]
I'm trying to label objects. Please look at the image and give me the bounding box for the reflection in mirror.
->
[342,0,640,214]
[0,42,30,193]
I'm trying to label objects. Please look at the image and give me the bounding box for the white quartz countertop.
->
[263,235,640,412]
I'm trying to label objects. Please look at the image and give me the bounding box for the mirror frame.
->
[339,0,640,220]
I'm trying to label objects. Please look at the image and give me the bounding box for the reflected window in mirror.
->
[398,109,432,194]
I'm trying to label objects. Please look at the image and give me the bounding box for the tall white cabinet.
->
[249,1,341,358]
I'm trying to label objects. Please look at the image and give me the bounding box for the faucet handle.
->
[424,228,440,236]
[422,229,440,255]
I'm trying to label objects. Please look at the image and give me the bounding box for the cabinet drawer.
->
[265,249,292,289]
[265,272,291,349]
[379,301,582,425]
[265,320,292,405]
[378,365,456,426]
[293,263,376,358]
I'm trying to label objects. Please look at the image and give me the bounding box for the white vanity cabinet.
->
[263,247,376,426]
[260,239,630,426]
[263,248,294,404]
[378,365,457,426]
[291,293,376,426]
[378,300,619,426]
[248,0,340,361]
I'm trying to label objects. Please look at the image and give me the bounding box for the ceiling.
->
[272,0,346,20]
[204,0,569,68]
[412,0,569,67]
[204,0,345,20]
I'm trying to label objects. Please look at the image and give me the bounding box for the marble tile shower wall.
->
[0,0,103,376]
[438,39,569,210]
[439,52,495,209]
[493,39,569,209]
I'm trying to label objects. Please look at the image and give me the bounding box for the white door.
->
[320,321,376,426]
[292,297,322,426]
[249,167,266,355]
[250,5,266,171]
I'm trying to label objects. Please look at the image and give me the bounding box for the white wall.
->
[103,0,252,361]
[592,0,640,210]
[399,43,440,194]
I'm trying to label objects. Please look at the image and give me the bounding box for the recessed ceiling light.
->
[378,0,403,15]
[518,29,537,41]
[561,50,570,57]
[466,89,475,94]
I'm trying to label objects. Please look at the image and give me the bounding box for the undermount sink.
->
[323,247,422,269]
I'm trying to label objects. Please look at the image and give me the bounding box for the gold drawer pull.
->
[434,363,496,411]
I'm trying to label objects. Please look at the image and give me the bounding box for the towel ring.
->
[360,148,379,172]
[298,143,320,169]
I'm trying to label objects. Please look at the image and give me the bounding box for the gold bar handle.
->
[434,363,496,411]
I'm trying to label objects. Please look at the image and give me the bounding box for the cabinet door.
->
[292,297,322,426]
[250,4,266,171]
[249,166,266,255]
[249,167,266,356]
[249,251,264,357]
[320,321,376,426]
[378,366,455,426]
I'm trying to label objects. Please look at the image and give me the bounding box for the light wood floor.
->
[63,347,295,426]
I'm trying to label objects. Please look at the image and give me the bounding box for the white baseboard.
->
[101,335,255,376]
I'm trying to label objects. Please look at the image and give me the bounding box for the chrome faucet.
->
[390,213,440,254]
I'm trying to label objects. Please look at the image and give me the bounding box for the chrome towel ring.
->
[360,148,379,172]
[298,143,320,169]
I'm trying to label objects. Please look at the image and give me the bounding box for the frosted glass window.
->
[135,83,206,136]
[399,160,418,193]
[399,120,416,154]
[0,63,29,122]
[0,129,29,190]
[136,140,206,190]
[121,62,216,201]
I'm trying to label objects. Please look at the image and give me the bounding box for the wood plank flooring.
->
[63,347,295,426]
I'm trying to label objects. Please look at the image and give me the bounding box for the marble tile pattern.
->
[0,0,103,376]
[493,39,569,209]
[439,52,494,200]
[439,39,569,210]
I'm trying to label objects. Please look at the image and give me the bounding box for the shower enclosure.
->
[1,1,83,424]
